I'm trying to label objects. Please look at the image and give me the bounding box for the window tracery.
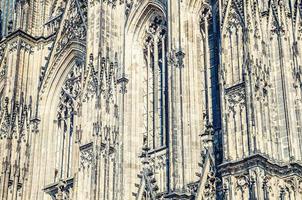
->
[224,13,244,86]
[56,59,84,179]
[142,14,167,150]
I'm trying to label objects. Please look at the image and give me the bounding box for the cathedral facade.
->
[0,0,302,199]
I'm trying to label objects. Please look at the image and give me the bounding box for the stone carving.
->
[57,60,83,123]
[204,170,218,199]
[0,96,31,141]
[0,97,10,139]
[43,178,74,200]
[8,40,33,53]
[134,146,161,199]
[298,179,302,193]
[0,61,7,80]
[0,43,6,64]
[225,83,246,112]
[236,175,249,191]
[79,143,94,169]
[55,0,86,55]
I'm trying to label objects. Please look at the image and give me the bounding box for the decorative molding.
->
[0,43,7,64]
[225,82,246,112]
[55,1,86,56]
[79,142,94,169]
[43,177,74,200]
[8,39,34,53]
[219,154,302,177]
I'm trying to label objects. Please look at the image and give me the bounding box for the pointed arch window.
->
[225,14,244,86]
[143,14,167,150]
[56,59,83,179]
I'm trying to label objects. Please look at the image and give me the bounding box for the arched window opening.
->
[56,60,83,180]
[143,14,167,150]
[224,14,244,86]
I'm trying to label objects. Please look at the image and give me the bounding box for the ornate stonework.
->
[0,0,302,200]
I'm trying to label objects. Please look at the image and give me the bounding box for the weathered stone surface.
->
[0,0,302,199]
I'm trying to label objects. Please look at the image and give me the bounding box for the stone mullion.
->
[229,31,234,84]
[153,34,160,149]
[64,111,71,178]
[268,100,277,160]
[170,48,179,190]
[72,114,81,200]
[223,35,230,85]
[259,99,265,154]
[220,35,228,161]
[69,113,74,178]
[224,111,230,161]
[231,111,236,160]
[265,103,272,157]
[243,106,249,158]
[146,43,152,147]
[239,107,244,158]
[58,119,65,179]
[234,110,238,159]
[237,105,243,158]
[235,28,240,83]
[55,121,62,182]
[238,28,243,82]
[62,117,68,179]
[264,104,269,155]
[161,35,166,147]
[204,17,212,125]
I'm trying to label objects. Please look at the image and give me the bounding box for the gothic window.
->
[225,15,244,86]
[56,60,83,180]
[143,14,167,150]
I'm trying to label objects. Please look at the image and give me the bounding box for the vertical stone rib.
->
[153,35,159,149]
[147,43,151,147]
[161,35,166,146]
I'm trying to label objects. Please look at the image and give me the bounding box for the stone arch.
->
[126,0,166,39]
[32,46,85,199]
[123,1,169,198]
